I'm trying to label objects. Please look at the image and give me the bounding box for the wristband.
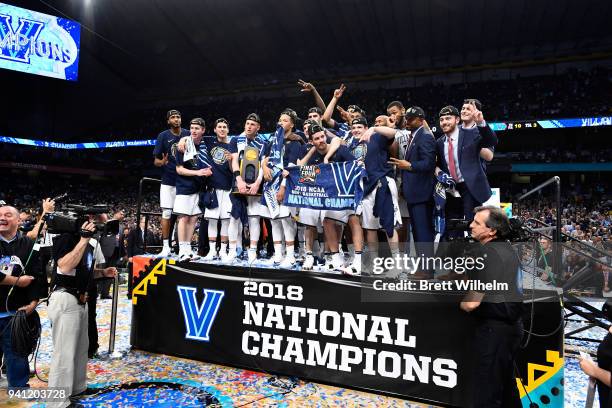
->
[234,170,241,177]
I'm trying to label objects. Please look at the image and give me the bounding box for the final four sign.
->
[0,3,81,80]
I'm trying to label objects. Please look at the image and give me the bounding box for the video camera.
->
[508,217,535,242]
[445,216,534,242]
[18,219,35,233]
[44,204,119,236]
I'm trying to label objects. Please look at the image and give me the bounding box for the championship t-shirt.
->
[153,128,190,186]
[205,138,233,191]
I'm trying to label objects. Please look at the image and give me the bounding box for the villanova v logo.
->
[330,161,363,197]
[177,286,224,342]
[0,15,44,63]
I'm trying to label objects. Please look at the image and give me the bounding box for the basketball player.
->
[153,109,190,257]
[229,113,270,264]
[173,118,212,262]
[201,118,234,262]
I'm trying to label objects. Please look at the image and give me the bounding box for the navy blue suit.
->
[437,124,497,223]
[400,126,437,266]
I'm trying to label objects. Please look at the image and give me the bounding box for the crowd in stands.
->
[92,66,611,141]
[497,148,612,163]
[515,181,611,293]
[0,176,162,259]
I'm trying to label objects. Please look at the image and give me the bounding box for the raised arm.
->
[298,79,326,112]
[322,84,346,128]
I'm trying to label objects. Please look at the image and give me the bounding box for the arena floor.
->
[0,285,431,408]
[0,285,595,407]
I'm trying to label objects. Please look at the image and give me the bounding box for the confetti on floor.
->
[0,286,432,408]
[0,285,598,407]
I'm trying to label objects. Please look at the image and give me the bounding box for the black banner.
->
[130,257,564,407]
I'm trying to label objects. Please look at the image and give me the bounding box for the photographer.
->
[48,220,116,403]
[26,198,56,300]
[579,302,612,408]
[0,205,39,388]
[460,206,523,408]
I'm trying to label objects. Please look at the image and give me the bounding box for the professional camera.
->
[45,204,119,236]
[18,219,35,233]
[445,218,472,241]
[507,217,534,242]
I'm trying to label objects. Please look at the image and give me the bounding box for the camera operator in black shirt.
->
[0,205,39,387]
[48,220,116,404]
[460,205,523,408]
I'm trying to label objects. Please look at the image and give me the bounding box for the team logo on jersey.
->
[352,143,367,160]
[210,146,229,165]
[177,286,224,342]
[299,165,320,184]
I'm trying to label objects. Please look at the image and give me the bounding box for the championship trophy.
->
[233,146,261,196]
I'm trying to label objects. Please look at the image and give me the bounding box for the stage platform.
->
[129,256,565,407]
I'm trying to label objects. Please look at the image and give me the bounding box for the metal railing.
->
[517,176,562,279]
[104,177,163,359]
[136,177,162,252]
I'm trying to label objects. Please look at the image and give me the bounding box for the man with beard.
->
[387,107,437,278]
[386,101,412,255]
[435,104,497,229]
[153,110,190,257]
[298,124,355,271]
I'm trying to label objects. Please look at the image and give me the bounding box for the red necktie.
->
[447,136,458,181]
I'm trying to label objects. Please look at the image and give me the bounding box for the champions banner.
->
[283,161,366,211]
[130,258,564,407]
[262,125,285,218]
[0,3,81,80]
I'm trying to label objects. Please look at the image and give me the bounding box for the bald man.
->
[0,205,39,387]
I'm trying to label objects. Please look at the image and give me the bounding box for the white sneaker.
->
[177,252,192,263]
[342,261,361,276]
[190,251,201,261]
[157,246,172,258]
[258,258,275,266]
[247,250,257,265]
[202,251,217,262]
[303,255,314,270]
[327,253,344,271]
[221,251,236,264]
[272,253,283,264]
[280,255,296,269]
[345,252,354,266]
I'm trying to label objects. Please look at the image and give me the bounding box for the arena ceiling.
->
[19,0,612,95]
[3,0,612,141]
